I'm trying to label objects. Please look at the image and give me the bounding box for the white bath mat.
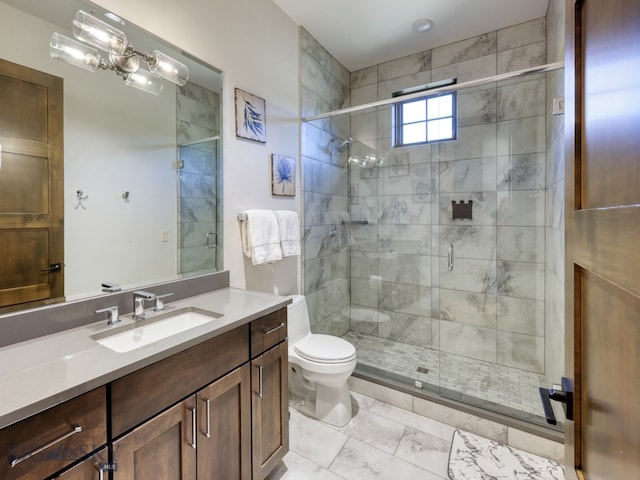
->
[448,429,564,480]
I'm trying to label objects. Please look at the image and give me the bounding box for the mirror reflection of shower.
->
[340,137,383,168]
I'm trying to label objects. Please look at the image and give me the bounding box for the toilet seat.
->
[294,334,356,364]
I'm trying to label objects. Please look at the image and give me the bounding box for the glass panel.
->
[300,65,564,431]
[178,137,221,275]
[427,94,453,119]
[402,99,426,123]
[427,118,452,141]
[403,122,426,144]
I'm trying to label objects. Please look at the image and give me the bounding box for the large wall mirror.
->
[0,0,223,313]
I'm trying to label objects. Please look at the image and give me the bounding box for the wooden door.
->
[197,364,251,480]
[112,396,197,480]
[565,0,640,478]
[251,342,289,480]
[0,58,64,312]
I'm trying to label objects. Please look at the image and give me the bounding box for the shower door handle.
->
[538,377,574,425]
[206,232,217,249]
[448,244,454,272]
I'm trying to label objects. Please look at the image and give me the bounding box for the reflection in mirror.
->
[0,0,223,313]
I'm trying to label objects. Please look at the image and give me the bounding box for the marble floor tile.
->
[329,437,445,480]
[266,451,345,480]
[330,408,407,454]
[289,408,349,468]
[395,427,452,477]
[281,392,562,480]
[368,400,456,442]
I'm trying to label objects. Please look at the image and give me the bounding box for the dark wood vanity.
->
[0,308,289,480]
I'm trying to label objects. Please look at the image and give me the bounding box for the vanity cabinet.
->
[0,306,288,480]
[250,309,289,480]
[109,326,249,438]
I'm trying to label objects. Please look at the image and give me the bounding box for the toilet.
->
[287,295,357,426]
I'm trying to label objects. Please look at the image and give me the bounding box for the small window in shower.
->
[392,78,457,147]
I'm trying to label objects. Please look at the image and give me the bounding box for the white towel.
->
[241,210,283,265]
[275,210,301,257]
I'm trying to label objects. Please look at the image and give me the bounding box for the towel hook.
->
[75,189,88,210]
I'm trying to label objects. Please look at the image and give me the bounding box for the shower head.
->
[336,137,352,152]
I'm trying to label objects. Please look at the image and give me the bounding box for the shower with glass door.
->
[302,60,565,429]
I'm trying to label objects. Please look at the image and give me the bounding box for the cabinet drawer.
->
[250,308,287,358]
[0,386,107,480]
[110,324,249,437]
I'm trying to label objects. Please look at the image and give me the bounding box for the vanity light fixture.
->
[49,10,188,95]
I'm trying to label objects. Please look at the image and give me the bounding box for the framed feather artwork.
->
[235,88,266,143]
[271,154,296,196]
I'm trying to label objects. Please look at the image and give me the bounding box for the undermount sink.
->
[92,307,222,353]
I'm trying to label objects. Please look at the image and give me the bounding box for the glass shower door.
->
[177,137,222,276]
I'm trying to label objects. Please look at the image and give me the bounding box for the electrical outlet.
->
[160,230,168,242]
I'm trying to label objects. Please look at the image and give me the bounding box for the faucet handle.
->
[154,293,174,311]
[95,305,121,325]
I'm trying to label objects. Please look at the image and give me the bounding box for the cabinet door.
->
[53,448,108,480]
[197,364,251,480]
[251,342,289,480]
[0,387,106,480]
[113,397,197,480]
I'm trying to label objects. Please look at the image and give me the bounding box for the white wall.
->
[94,0,302,295]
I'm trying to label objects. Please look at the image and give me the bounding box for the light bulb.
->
[124,69,163,95]
[148,50,189,86]
[50,32,101,72]
[73,10,128,55]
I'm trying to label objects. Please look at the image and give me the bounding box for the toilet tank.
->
[287,294,311,344]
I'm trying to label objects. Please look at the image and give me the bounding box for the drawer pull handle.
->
[263,323,285,335]
[203,398,211,438]
[188,406,197,449]
[9,424,82,468]
[258,365,264,398]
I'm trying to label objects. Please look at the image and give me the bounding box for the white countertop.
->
[0,287,290,429]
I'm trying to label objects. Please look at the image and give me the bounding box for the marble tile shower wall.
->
[300,28,353,334]
[348,18,549,374]
[177,83,221,274]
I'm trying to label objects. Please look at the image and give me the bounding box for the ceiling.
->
[272,0,549,72]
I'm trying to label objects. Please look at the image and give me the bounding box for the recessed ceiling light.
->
[412,18,434,34]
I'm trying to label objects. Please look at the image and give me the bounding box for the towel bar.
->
[237,213,247,221]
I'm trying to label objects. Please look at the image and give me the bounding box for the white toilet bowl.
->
[287,295,357,426]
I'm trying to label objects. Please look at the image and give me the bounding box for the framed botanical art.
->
[235,88,266,143]
[271,154,295,196]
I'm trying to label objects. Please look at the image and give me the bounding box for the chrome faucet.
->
[95,305,120,325]
[133,290,156,319]
[154,293,174,311]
